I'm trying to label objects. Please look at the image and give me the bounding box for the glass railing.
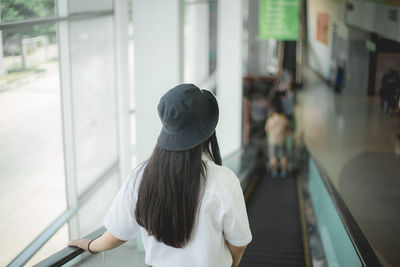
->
[34,146,261,266]
[303,143,381,267]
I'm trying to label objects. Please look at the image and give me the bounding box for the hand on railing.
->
[68,238,94,253]
[68,231,126,255]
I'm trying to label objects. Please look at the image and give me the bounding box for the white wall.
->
[133,0,180,162]
[306,0,348,79]
[347,0,400,43]
[346,27,370,92]
[307,0,400,83]
[217,0,243,157]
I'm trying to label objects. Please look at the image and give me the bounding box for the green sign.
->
[365,40,376,52]
[259,0,300,40]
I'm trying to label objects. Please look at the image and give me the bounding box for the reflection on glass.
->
[0,25,66,265]
[0,0,55,23]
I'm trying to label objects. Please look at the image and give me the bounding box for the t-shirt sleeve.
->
[103,168,142,241]
[223,176,252,247]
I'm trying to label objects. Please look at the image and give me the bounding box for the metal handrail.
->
[33,227,106,267]
[304,142,382,267]
[0,10,114,31]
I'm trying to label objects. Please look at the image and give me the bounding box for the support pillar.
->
[247,0,259,76]
[216,0,243,157]
[114,0,132,182]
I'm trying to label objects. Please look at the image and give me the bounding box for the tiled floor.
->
[295,69,400,266]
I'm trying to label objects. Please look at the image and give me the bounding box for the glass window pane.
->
[68,0,113,14]
[68,16,118,196]
[0,24,66,265]
[0,0,56,23]
[77,173,120,237]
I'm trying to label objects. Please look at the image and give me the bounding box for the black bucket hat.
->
[157,84,219,151]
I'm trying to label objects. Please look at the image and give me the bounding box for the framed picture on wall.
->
[316,12,330,45]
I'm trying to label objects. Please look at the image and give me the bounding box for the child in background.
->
[280,84,295,154]
[265,105,290,178]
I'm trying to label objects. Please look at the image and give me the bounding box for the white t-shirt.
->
[103,156,252,267]
[265,113,289,145]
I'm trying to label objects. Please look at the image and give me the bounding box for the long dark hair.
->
[135,132,222,248]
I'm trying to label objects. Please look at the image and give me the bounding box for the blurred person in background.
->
[265,104,290,178]
[280,84,295,130]
[380,69,400,116]
[280,83,295,155]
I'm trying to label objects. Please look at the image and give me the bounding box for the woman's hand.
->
[67,231,126,253]
[68,238,91,251]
